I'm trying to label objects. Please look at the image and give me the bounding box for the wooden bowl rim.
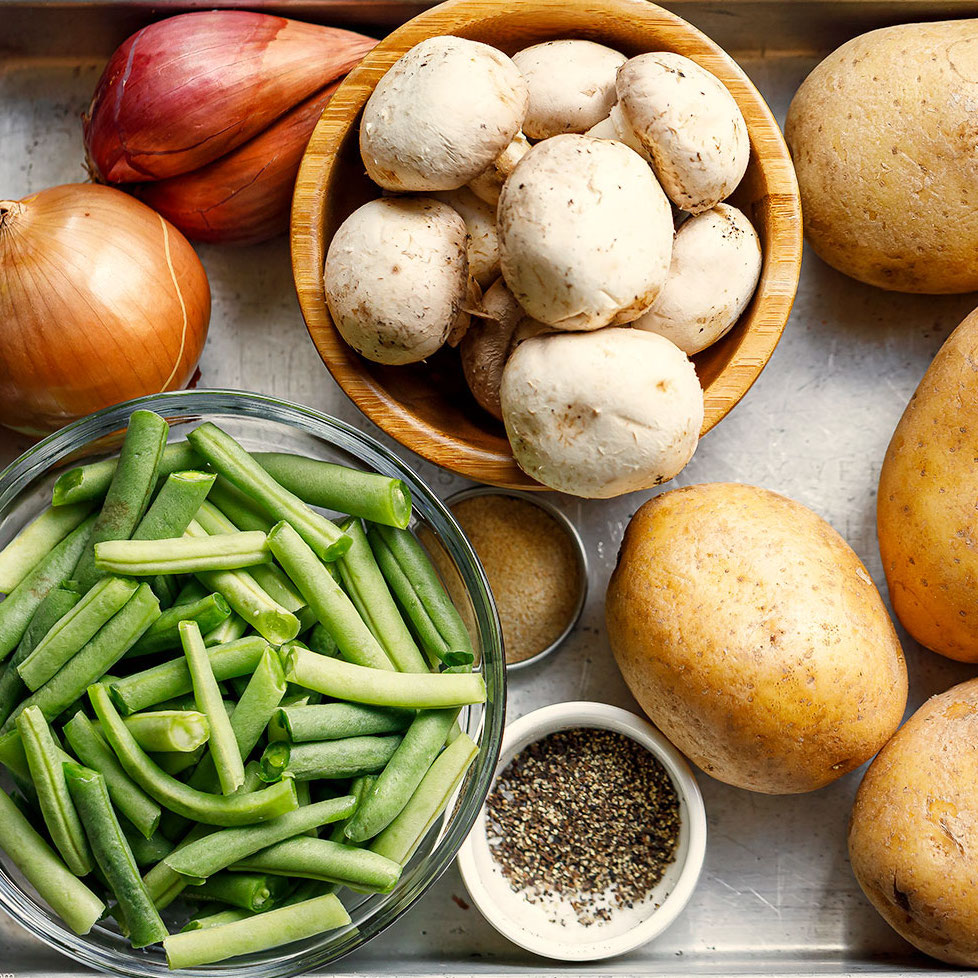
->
[291,0,803,489]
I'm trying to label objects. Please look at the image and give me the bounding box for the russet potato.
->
[849,679,978,966]
[606,483,907,794]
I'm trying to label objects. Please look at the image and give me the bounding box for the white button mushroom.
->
[497,134,673,331]
[587,52,749,214]
[359,36,528,193]
[466,132,530,207]
[500,327,704,498]
[634,204,762,355]
[429,187,500,289]
[512,40,626,140]
[324,197,469,365]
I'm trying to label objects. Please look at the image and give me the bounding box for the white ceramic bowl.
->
[457,701,707,961]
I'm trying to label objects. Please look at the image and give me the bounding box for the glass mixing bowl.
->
[0,390,505,977]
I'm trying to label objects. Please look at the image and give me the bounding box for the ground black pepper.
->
[485,728,681,927]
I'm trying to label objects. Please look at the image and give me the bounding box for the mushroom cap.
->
[430,186,500,289]
[512,40,626,140]
[324,196,468,365]
[500,327,704,498]
[360,36,528,192]
[616,52,749,213]
[634,204,762,355]
[497,134,673,331]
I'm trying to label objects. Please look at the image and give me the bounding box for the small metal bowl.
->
[444,487,588,672]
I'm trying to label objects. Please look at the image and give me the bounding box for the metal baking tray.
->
[3,1,978,974]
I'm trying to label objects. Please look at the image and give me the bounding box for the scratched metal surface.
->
[2,7,978,976]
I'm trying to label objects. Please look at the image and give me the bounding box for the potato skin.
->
[606,483,907,794]
[878,308,978,661]
[849,680,978,966]
[785,20,978,293]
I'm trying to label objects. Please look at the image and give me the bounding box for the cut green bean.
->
[204,612,248,646]
[95,530,271,576]
[267,521,393,671]
[108,636,267,715]
[62,711,162,839]
[189,871,289,912]
[121,821,175,868]
[166,892,350,968]
[143,822,210,910]
[260,735,402,782]
[89,683,297,826]
[0,588,79,726]
[1,583,161,733]
[208,477,274,533]
[233,837,401,893]
[16,707,93,875]
[53,442,201,508]
[72,410,170,591]
[0,728,29,780]
[152,745,206,777]
[181,621,244,794]
[180,907,251,932]
[329,775,375,845]
[128,592,231,657]
[0,514,96,662]
[131,470,216,542]
[280,703,413,743]
[0,502,94,594]
[123,711,210,753]
[187,423,351,562]
[344,707,459,843]
[172,578,209,606]
[17,576,138,691]
[338,518,428,673]
[63,762,168,947]
[305,622,339,658]
[256,452,412,529]
[164,796,357,882]
[0,787,105,934]
[371,732,478,864]
[282,645,486,710]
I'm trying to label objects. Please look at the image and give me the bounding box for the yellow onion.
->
[0,184,210,435]
[84,10,375,245]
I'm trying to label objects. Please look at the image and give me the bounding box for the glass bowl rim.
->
[0,388,506,978]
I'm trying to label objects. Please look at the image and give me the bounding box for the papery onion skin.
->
[0,184,210,436]
[131,79,344,245]
[84,11,374,184]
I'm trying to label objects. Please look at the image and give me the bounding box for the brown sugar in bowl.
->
[291,0,803,489]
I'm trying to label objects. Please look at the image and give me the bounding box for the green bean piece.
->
[95,530,271,576]
[0,728,29,779]
[305,622,339,658]
[328,775,375,845]
[17,576,138,691]
[233,837,401,892]
[0,787,105,934]
[344,707,459,843]
[89,683,297,826]
[0,588,79,726]
[338,518,428,673]
[260,735,402,783]
[63,762,168,947]
[143,822,210,910]
[164,796,357,882]
[151,745,206,777]
[62,711,162,839]
[52,441,201,508]
[127,592,231,657]
[204,612,249,646]
[281,645,486,710]
[267,521,393,671]
[108,636,267,715]
[180,621,244,794]
[180,907,251,932]
[165,892,350,968]
[16,707,93,875]
[208,477,274,533]
[120,821,175,868]
[189,871,289,912]
[0,502,95,594]
[256,452,412,529]
[123,710,210,753]
[72,410,170,592]
[172,577,209,606]
[0,515,96,661]
[371,732,478,864]
[280,703,413,743]
[187,423,351,561]
[1,583,161,734]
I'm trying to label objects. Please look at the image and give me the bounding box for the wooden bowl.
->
[291,0,802,489]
